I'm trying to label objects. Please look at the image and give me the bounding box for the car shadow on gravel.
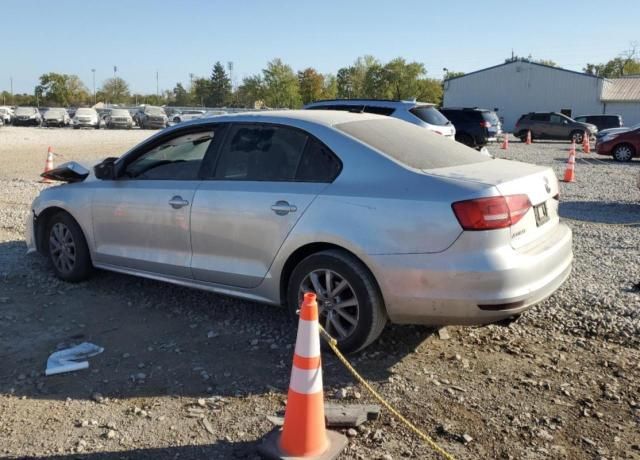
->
[16,440,261,460]
[559,200,640,225]
[0,241,433,402]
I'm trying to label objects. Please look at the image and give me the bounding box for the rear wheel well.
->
[279,243,379,306]
[35,207,75,255]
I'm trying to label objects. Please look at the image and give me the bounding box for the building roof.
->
[444,59,602,82]
[601,77,640,102]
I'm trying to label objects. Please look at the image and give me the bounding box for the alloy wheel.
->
[49,222,76,274]
[299,269,359,340]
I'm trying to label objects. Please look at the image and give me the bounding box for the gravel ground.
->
[0,126,639,460]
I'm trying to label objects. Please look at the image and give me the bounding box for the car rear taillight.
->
[480,121,491,128]
[452,195,531,230]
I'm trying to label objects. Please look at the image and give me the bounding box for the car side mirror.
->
[94,157,118,180]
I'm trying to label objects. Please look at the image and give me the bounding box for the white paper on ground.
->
[45,342,104,376]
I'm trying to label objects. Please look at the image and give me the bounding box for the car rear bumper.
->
[369,223,573,325]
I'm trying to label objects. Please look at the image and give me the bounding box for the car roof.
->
[305,99,433,108]
[189,109,386,128]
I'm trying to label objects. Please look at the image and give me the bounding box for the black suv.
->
[439,107,502,148]
[574,114,623,131]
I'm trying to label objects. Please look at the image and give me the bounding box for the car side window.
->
[295,137,342,182]
[550,114,565,124]
[531,114,550,122]
[124,129,215,180]
[214,124,308,181]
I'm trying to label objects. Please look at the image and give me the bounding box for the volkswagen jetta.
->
[27,111,572,352]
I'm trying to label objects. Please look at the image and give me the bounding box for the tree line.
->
[3,47,639,109]
[0,56,447,109]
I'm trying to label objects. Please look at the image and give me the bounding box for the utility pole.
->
[10,77,13,105]
[113,65,118,105]
[227,61,234,106]
[91,69,96,105]
[189,73,194,90]
[156,70,159,99]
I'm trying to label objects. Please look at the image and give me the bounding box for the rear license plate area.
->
[534,202,549,226]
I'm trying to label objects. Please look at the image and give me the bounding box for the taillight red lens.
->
[480,121,491,128]
[452,194,531,230]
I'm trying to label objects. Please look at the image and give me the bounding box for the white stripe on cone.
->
[294,319,320,358]
[289,366,323,394]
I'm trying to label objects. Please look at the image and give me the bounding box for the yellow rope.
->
[318,325,456,460]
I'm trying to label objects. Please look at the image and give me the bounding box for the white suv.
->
[304,99,455,138]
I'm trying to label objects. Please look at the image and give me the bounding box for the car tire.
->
[612,143,635,162]
[570,130,584,143]
[286,249,387,353]
[517,131,528,142]
[45,212,93,282]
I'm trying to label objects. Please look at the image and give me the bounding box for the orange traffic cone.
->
[500,133,509,150]
[40,146,55,183]
[259,292,347,459]
[525,130,532,145]
[561,150,576,183]
[582,131,591,153]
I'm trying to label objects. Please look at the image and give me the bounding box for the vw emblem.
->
[543,177,551,193]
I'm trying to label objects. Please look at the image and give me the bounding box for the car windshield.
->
[335,118,490,170]
[76,109,95,116]
[111,109,129,117]
[409,106,450,126]
[15,107,35,116]
[145,107,165,115]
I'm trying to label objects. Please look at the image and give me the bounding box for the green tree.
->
[298,68,324,104]
[362,63,387,98]
[321,74,338,99]
[36,73,89,106]
[382,58,426,100]
[209,61,231,106]
[443,70,465,80]
[236,75,265,107]
[172,82,190,106]
[584,57,640,77]
[191,77,211,107]
[100,77,130,104]
[416,78,443,105]
[262,58,301,108]
[336,55,379,98]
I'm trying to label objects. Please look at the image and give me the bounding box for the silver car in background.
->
[73,108,100,129]
[171,109,206,124]
[105,108,134,129]
[27,111,572,352]
[43,108,71,127]
[134,106,168,129]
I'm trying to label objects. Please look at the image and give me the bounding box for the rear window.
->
[363,106,395,116]
[482,111,500,124]
[409,106,449,126]
[335,118,490,170]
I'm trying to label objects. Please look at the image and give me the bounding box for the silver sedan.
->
[26,111,572,352]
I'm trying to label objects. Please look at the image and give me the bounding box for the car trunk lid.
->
[424,159,559,249]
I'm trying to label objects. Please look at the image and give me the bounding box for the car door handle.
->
[168,196,189,209]
[271,201,297,216]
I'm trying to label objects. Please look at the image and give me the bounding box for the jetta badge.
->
[543,176,551,193]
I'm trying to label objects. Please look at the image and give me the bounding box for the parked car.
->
[29,111,572,352]
[439,107,502,148]
[596,126,640,161]
[134,106,168,129]
[574,114,622,131]
[304,99,456,139]
[172,109,206,124]
[13,107,42,126]
[514,112,597,143]
[43,108,71,127]
[203,110,228,118]
[596,122,640,141]
[73,108,100,129]
[0,106,14,124]
[105,108,134,129]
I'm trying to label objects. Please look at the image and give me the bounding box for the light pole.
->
[91,69,96,105]
[156,70,159,100]
[10,77,13,105]
[113,65,118,105]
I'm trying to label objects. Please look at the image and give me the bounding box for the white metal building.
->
[443,59,640,132]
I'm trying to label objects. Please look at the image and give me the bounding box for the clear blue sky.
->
[2,0,639,95]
